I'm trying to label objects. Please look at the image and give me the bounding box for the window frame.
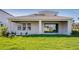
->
[27,23,31,30]
[17,24,21,30]
[22,23,26,30]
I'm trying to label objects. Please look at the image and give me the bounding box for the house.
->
[8,10,73,35]
[0,9,13,31]
[0,10,73,35]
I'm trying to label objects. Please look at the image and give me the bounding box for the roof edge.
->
[0,9,14,17]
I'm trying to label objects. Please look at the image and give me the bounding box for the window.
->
[17,25,21,30]
[27,23,31,30]
[23,23,26,30]
[44,23,58,33]
[17,23,26,30]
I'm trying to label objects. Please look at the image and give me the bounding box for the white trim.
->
[67,20,72,35]
[39,20,42,34]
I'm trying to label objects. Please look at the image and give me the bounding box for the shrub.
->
[0,26,8,36]
[4,32,16,38]
[25,32,28,35]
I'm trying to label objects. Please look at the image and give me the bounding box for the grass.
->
[0,31,79,50]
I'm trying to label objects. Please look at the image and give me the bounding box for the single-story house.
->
[8,11,73,35]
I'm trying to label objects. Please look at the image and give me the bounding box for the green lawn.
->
[0,32,79,50]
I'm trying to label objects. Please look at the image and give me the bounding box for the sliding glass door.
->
[44,23,58,33]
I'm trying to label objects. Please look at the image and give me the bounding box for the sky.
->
[3,9,79,23]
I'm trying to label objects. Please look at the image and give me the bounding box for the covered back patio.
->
[8,19,72,35]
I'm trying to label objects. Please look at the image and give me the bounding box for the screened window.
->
[27,23,31,30]
[17,25,21,30]
[44,23,58,33]
[23,23,26,30]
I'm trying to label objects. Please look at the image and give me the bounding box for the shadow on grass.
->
[22,31,79,37]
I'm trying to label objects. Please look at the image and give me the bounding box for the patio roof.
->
[9,11,73,22]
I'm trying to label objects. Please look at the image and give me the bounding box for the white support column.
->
[39,20,42,34]
[67,20,72,35]
[9,21,12,33]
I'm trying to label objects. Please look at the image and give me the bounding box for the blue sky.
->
[3,9,79,23]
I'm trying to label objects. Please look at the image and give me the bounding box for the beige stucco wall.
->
[10,21,39,35]
[28,22,39,34]
[59,21,68,34]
